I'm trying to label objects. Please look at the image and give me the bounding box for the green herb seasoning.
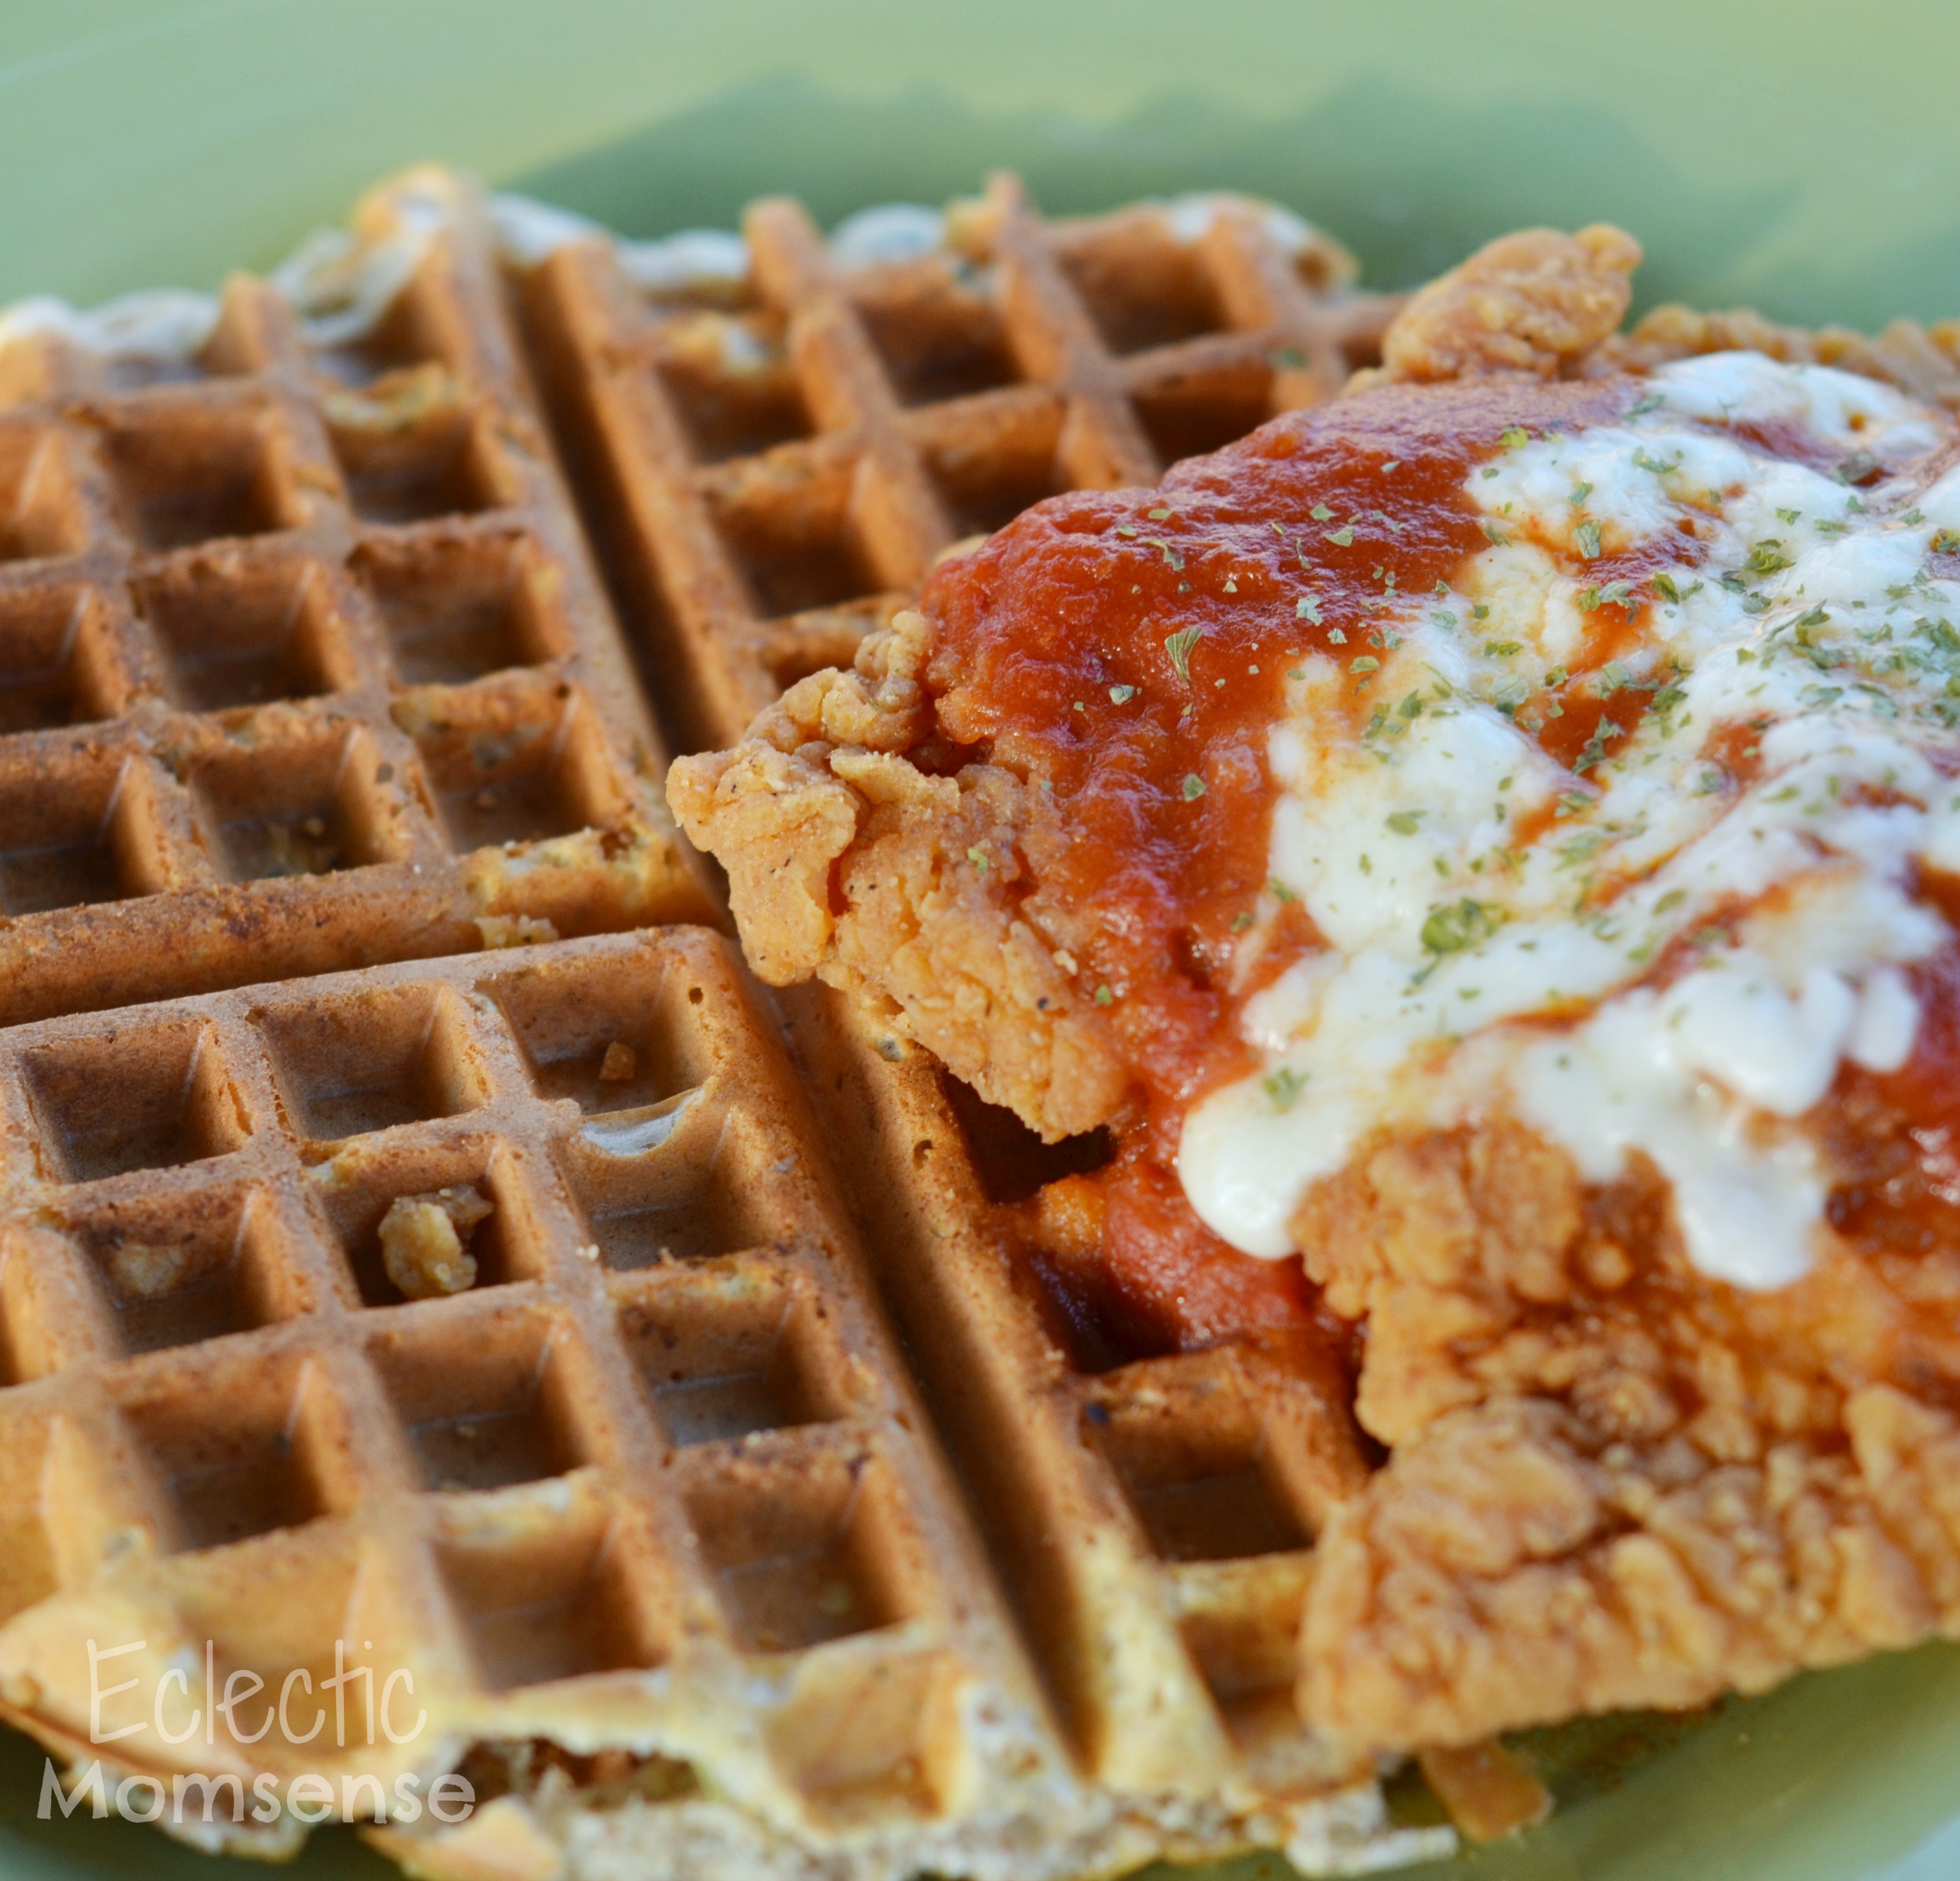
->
[1580,581,1635,613]
[1422,898,1504,953]
[1263,1066,1308,1112]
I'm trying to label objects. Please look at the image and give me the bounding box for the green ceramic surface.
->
[0,2,1957,1875]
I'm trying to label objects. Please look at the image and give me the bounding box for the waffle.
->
[0,170,711,1030]
[503,179,1468,1868]
[0,928,1178,1880]
[512,172,1401,753]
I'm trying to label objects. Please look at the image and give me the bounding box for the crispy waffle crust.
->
[0,170,710,1028]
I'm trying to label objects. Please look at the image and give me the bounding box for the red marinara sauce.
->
[914,373,1960,1354]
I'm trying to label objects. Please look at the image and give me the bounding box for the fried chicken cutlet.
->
[671,225,1960,1758]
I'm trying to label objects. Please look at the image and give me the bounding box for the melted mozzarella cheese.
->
[2,169,463,361]
[1180,353,1960,1286]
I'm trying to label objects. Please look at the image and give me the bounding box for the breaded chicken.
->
[671,225,1652,1146]
[671,218,1960,1769]
[667,611,1127,1141]
[1294,1120,1960,1750]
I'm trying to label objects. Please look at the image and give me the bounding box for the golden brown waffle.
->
[506,178,1459,1868]
[0,928,1202,1880]
[0,171,710,1030]
[515,172,1401,754]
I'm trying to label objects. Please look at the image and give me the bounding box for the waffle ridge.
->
[0,170,712,1029]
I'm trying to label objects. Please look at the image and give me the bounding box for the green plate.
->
[1,3,1957,1875]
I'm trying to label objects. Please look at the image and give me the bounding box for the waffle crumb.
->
[105,1240,189,1301]
[379,1185,493,1300]
[321,361,462,431]
[1416,1741,1551,1843]
[598,1041,637,1082]
[475,913,560,950]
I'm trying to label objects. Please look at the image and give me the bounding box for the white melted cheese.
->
[1180,352,1960,1287]
[0,168,466,363]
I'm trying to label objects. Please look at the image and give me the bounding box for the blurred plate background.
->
[1,3,1956,1877]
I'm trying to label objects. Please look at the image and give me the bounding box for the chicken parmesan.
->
[669,227,1960,1756]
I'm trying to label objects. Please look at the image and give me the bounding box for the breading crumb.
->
[379,1184,493,1300]
[598,1040,637,1082]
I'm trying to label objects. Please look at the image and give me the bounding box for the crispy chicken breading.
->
[1370,224,1642,384]
[1294,1121,1960,1750]
[668,612,1126,1141]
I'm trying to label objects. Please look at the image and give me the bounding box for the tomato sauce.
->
[1824,945,1960,1253]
